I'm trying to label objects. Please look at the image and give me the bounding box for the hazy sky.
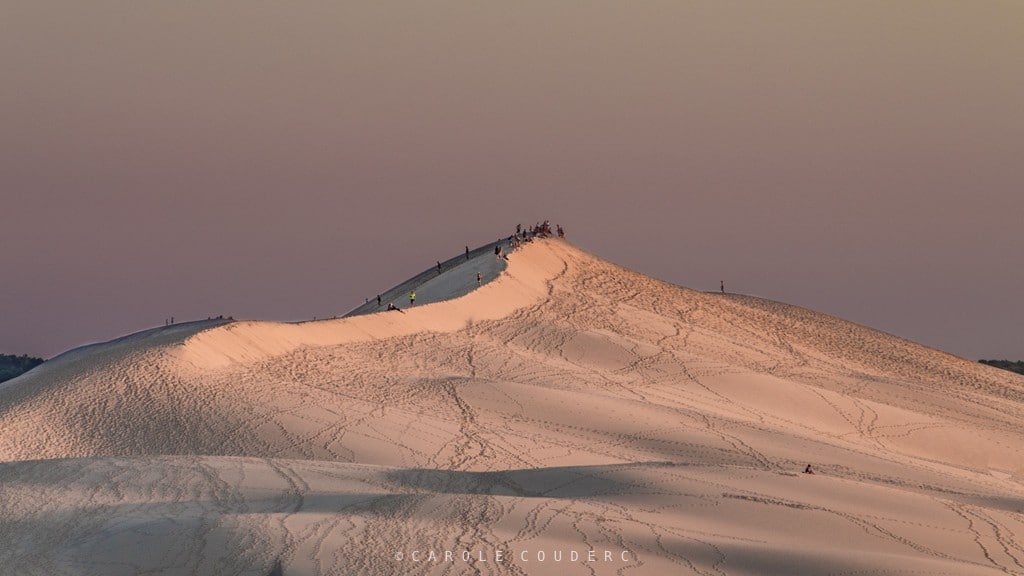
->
[2,1,1022,361]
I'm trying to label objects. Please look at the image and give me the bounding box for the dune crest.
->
[177,239,569,369]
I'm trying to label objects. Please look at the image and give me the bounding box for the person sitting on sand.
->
[804,464,814,475]
[387,303,404,313]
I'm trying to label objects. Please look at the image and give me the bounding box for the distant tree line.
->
[0,354,44,383]
[979,359,1024,376]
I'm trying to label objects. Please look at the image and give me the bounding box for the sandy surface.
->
[3,238,1024,575]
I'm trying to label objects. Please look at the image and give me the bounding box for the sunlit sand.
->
[3,238,1023,575]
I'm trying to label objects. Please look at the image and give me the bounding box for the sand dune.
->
[3,238,1024,575]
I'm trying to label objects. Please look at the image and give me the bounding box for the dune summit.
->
[2,238,1024,575]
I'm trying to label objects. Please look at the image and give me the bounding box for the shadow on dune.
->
[0,461,683,576]
[381,460,677,498]
[0,319,231,422]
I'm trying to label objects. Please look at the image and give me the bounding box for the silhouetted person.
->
[437,260,442,274]
[494,245,502,260]
[477,271,482,285]
[804,464,814,475]
[388,303,405,313]
[377,294,382,306]
[720,281,725,293]
[465,246,470,260]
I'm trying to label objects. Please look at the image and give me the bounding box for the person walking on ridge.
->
[409,290,416,306]
[477,271,482,286]
[720,280,725,293]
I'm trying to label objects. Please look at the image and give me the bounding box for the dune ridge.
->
[3,238,1024,575]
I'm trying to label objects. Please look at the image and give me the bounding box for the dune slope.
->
[2,239,1024,576]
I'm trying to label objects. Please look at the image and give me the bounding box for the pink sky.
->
[2,1,1022,360]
